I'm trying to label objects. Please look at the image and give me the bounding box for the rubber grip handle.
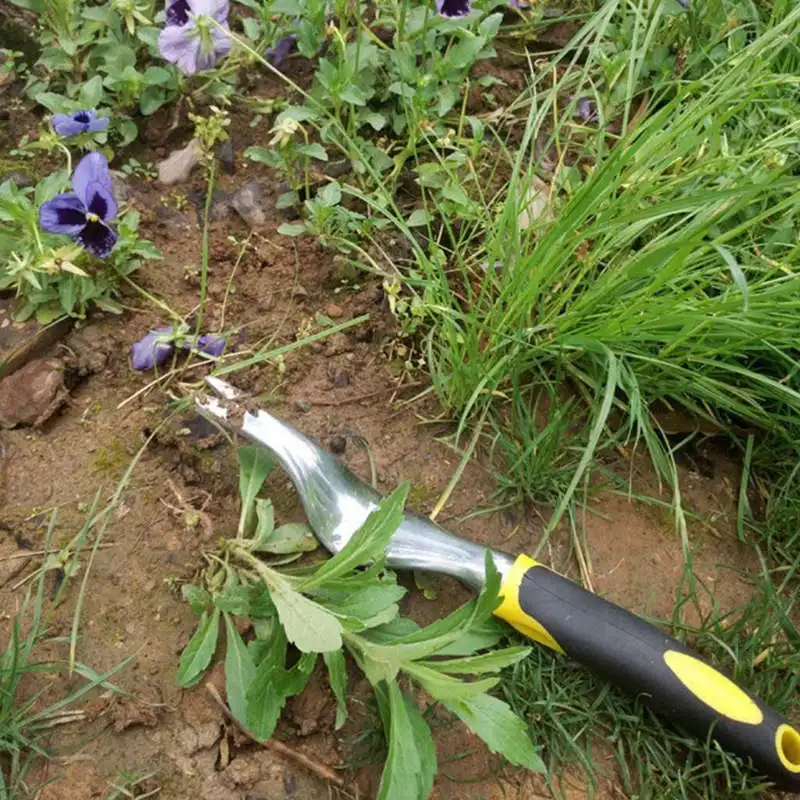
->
[494,555,800,791]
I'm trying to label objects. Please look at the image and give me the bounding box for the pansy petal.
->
[72,152,114,208]
[437,0,470,16]
[166,0,191,25]
[211,25,232,58]
[86,182,118,222]
[196,334,226,357]
[267,34,296,68]
[86,116,110,133]
[189,0,229,24]
[75,220,118,259]
[131,328,176,370]
[159,24,200,75]
[39,194,87,234]
[52,115,86,136]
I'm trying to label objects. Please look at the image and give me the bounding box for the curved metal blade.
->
[196,376,514,589]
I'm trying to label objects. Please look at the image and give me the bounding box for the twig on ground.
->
[205,682,346,788]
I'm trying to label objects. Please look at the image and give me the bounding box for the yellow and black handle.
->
[495,555,800,791]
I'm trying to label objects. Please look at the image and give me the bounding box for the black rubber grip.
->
[512,562,800,790]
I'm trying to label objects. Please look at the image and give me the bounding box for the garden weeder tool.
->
[196,376,800,790]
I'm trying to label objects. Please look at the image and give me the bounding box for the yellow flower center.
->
[86,212,100,222]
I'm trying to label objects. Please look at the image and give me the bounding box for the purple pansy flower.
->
[158,0,232,76]
[130,327,227,370]
[131,327,176,370]
[166,0,191,25]
[575,97,599,124]
[52,110,110,137]
[38,152,118,259]
[677,0,689,8]
[436,0,470,18]
[266,34,296,69]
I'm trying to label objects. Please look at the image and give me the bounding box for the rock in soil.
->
[109,169,135,202]
[0,357,68,429]
[231,181,268,228]
[158,139,203,185]
[329,435,347,455]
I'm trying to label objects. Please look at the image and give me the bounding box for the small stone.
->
[329,435,347,455]
[231,181,268,228]
[324,302,344,319]
[194,721,221,749]
[0,171,32,188]
[178,724,199,755]
[294,399,310,413]
[144,578,157,592]
[109,170,134,202]
[158,139,203,185]
[0,358,68,429]
[224,754,263,787]
[331,370,349,389]
[216,139,235,174]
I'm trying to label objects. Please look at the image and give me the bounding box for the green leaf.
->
[140,85,166,116]
[224,613,256,726]
[406,209,431,227]
[246,651,289,740]
[430,645,531,674]
[433,618,506,656]
[296,142,328,161]
[406,662,497,700]
[35,170,69,206]
[301,484,408,591]
[78,76,105,108]
[713,243,749,312]
[268,572,343,652]
[237,446,274,537]
[177,608,220,688]
[249,497,274,549]
[318,181,341,206]
[340,85,367,106]
[214,585,251,615]
[257,523,318,555]
[441,694,545,772]
[361,111,386,131]
[376,683,436,800]
[269,0,302,13]
[246,147,280,166]
[277,223,307,236]
[323,650,348,729]
[117,118,139,146]
[181,584,210,614]
[143,66,172,86]
[58,278,77,316]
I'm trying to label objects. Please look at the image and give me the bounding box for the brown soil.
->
[0,97,790,800]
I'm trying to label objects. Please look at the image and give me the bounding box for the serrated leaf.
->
[237,446,274,537]
[377,683,436,800]
[441,694,544,772]
[224,613,256,726]
[300,484,408,591]
[181,583,210,614]
[246,653,289,740]
[214,585,251,615]
[323,650,348,729]
[177,608,220,687]
[269,573,342,652]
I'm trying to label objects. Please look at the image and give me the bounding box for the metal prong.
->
[205,375,242,400]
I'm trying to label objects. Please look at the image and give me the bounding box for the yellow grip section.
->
[495,554,565,655]
[663,650,764,724]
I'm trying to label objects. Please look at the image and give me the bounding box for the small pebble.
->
[329,435,347,455]
[331,370,350,389]
[295,399,310,412]
[325,302,344,319]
